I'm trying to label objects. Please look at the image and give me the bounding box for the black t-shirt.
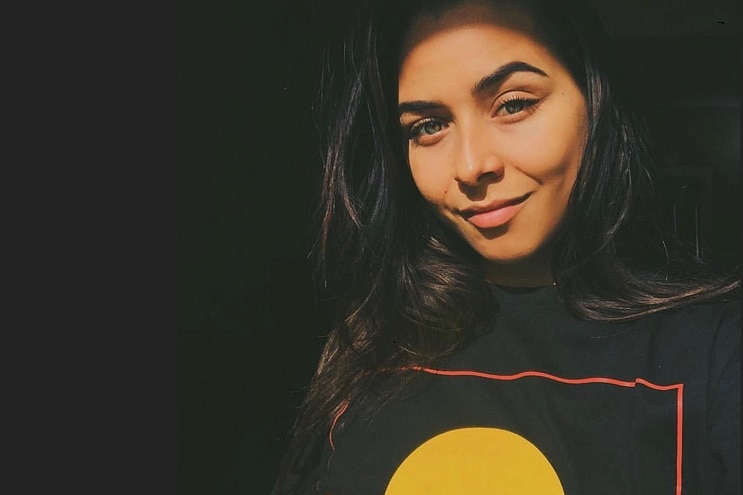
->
[284,285,740,495]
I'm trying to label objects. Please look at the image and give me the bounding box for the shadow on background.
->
[178,1,740,493]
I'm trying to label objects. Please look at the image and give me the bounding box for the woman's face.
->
[398,1,588,286]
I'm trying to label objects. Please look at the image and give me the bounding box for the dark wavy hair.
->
[273,0,740,490]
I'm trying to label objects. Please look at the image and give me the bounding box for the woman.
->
[273,0,740,493]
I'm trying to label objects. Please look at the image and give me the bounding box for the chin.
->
[471,239,542,263]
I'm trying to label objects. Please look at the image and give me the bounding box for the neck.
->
[482,252,555,288]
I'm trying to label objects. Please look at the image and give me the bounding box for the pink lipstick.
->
[462,194,530,229]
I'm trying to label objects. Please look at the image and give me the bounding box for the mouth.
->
[461,193,531,229]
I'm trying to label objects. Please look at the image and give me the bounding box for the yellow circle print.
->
[385,427,565,494]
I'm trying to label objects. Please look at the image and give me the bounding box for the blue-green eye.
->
[503,99,527,114]
[420,121,443,135]
[496,97,539,117]
[407,118,448,144]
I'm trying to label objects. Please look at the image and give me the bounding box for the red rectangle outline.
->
[328,367,684,494]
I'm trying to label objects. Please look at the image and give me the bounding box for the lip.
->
[461,193,531,229]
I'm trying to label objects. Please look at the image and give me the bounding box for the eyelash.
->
[494,95,540,118]
[404,95,540,145]
[406,118,447,142]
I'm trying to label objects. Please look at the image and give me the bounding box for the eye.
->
[406,117,449,146]
[419,120,444,135]
[494,96,540,119]
[503,99,527,114]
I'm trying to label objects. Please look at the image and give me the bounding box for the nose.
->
[454,123,504,187]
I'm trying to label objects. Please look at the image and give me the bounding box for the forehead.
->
[400,0,539,58]
[398,1,559,99]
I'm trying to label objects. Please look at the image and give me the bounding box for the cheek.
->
[512,116,585,181]
[511,93,587,173]
[409,156,451,206]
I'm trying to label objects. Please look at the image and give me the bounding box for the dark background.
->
[177,1,741,493]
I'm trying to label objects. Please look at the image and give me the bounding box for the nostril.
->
[455,169,504,186]
[456,171,503,200]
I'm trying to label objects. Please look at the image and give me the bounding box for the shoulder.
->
[643,299,740,377]
[648,298,739,336]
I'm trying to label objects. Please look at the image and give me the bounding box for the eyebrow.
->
[398,61,548,116]
[472,61,547,96]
